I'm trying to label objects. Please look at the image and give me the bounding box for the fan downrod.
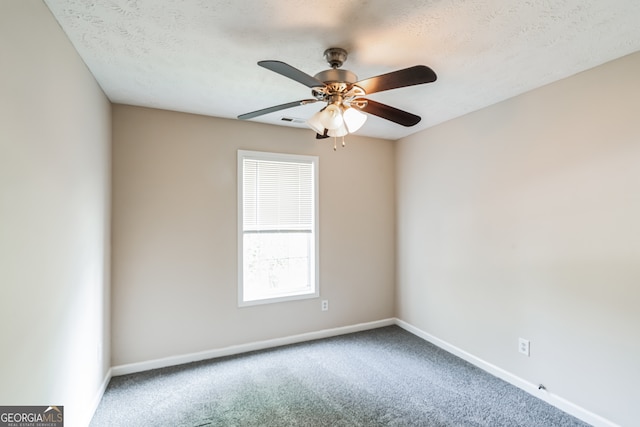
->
[324,48,348,69]
[314,48,358,89]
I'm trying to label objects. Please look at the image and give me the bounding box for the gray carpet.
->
[91,326,590,426]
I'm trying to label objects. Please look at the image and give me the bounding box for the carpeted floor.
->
[91,326,591,426]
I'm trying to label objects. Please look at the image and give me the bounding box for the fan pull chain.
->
[331,136,347,151]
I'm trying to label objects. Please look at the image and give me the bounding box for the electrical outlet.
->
[518,338,530,356]
[321,300,329,311]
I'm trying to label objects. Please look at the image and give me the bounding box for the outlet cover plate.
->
[519,338,530,356]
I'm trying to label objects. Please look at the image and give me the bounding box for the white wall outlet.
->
[518,338,530,356]
[321,300,329,311]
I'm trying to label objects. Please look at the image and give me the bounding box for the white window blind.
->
[243,158,314,232]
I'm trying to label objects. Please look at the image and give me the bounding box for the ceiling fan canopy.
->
[238,48,437,146]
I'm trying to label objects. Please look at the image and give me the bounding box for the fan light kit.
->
[238,48,437,150]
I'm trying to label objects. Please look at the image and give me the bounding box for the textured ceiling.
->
[44,0,640,140]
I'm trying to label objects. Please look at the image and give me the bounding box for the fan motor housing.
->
[314,68,358,84]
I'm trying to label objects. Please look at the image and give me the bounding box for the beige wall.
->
[0,2,111,426]
[111,105,395,366]
[396,52,640,426]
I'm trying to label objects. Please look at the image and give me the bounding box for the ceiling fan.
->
[237,48,437,146]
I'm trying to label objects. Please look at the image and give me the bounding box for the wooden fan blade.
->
[353,65,437,95]
[258,61,326,88]
[355,98,421,127]
[238,99,317,120]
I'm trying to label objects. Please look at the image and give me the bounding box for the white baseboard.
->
[83,367,112,427]
[394,318,619,427]
[111,318,395,377]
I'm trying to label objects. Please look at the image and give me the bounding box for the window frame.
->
[237,149,319,307]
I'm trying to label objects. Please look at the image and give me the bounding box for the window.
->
[238,150,319,306]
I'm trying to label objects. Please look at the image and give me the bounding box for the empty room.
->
[1,1,639,426]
